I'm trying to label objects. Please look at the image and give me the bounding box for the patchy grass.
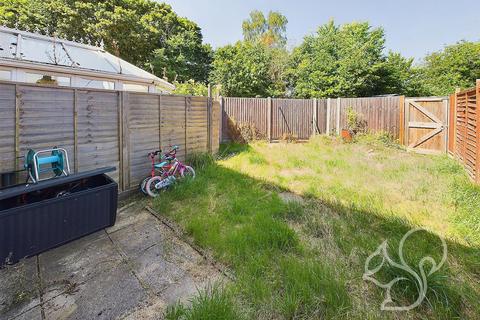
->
[153,135,480,319]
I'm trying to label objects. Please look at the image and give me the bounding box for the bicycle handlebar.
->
[148,146,179,158]
[148,150,162,157]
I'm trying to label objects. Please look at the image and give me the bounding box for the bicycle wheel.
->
[181,166,196,179]
[139,176,150,195]
[145,176,164,198]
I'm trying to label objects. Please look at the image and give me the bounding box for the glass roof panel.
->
[21,37,74,66]
[65,44,118,73]
[0,33,18,59]
[102,52,155,79]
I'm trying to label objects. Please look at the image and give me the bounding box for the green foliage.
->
[418,41,480,95]
[186,152,215,170]
[0,0,212,83]
[210,10,288,97]
[288,20,387,98]
[165,285,241,320]
[151,34,213,83]
[210,41,285,97]
[379,52,427,96]
[345,107,367,134]
[242,10,288,48]
[173,80,209,96]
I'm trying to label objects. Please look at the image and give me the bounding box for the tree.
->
[418,41,480,95]
[150,30,213,83]
[209,10,288,97]
[242,10,288,48]
[288,21,388,98]
[0,0,212,83]
[210,42,280,97]
[378,52,427,96]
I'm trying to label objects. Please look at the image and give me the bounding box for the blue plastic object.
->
[24,147,70,183]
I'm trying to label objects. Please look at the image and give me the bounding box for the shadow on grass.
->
[153,151,480,320]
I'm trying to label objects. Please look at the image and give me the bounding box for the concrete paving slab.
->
[6,305,43,320]
[107,210,163,260]
[0,257,41,320]
[39,231,120,286]
[42,260,147,320]
[0,204,223,320]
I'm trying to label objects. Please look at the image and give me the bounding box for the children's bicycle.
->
[141,146,195,198]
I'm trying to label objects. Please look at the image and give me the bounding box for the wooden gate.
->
[404,97,449,154]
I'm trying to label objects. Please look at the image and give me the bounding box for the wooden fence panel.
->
[187,96,208,154]
[161,95,187,161]
[338,96,401,137]
[455,92,468,162]
[448,94,456,155]
[315,99,328,134]
[127,93,160,188]
[17,86,75,179]
[212,100,220,153]
[222,97,269,140]
[0,83,15,172]
[272,99,314,140]
[454,82,480,182]
[0,81,217,192]
[329,98,339,134]
[222,96,402,141]
[77,90,120,183]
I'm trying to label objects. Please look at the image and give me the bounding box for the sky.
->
[161,0,479,61]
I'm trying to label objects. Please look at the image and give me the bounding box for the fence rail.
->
[221,96,403,141]
[0,81,220,192]
[452,80,480,182]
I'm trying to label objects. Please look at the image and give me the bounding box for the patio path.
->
[0,203,222,320]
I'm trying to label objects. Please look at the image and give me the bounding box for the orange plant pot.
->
[341,129,352,142]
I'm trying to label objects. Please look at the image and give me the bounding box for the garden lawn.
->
[153,135,480,320]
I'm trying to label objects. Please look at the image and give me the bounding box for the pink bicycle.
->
[144,145,195,198]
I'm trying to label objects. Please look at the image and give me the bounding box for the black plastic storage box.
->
[0,167,118,266]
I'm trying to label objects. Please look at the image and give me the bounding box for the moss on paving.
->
[153,135,480,319]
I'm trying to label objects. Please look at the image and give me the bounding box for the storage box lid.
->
[0,167,116,200]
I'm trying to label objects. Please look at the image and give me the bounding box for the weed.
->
[186,152,215,170]
[227,117,265,143]
[164,285,241,320]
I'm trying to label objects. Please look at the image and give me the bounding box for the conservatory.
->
[0,26,174,93]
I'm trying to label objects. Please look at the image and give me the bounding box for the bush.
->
[345,107,367,135]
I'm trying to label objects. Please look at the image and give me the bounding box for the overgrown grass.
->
[153,135,480,319]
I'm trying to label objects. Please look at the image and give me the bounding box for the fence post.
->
[443,97,449,154]
[73,89,78,173]
[326,98,331,135]
[158,94,162,155]
[312,98,317,135]
[267,97,272,142]
[325,98,332,136]
[219,96,224,144]
[207,97,212,153]
[184,97,188,160]
[14,84,20,171]
[476,80,480,183]
[121,91,130,191]
[336,98,341,135]
[117,91,124,191]
[398,95,405,145]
